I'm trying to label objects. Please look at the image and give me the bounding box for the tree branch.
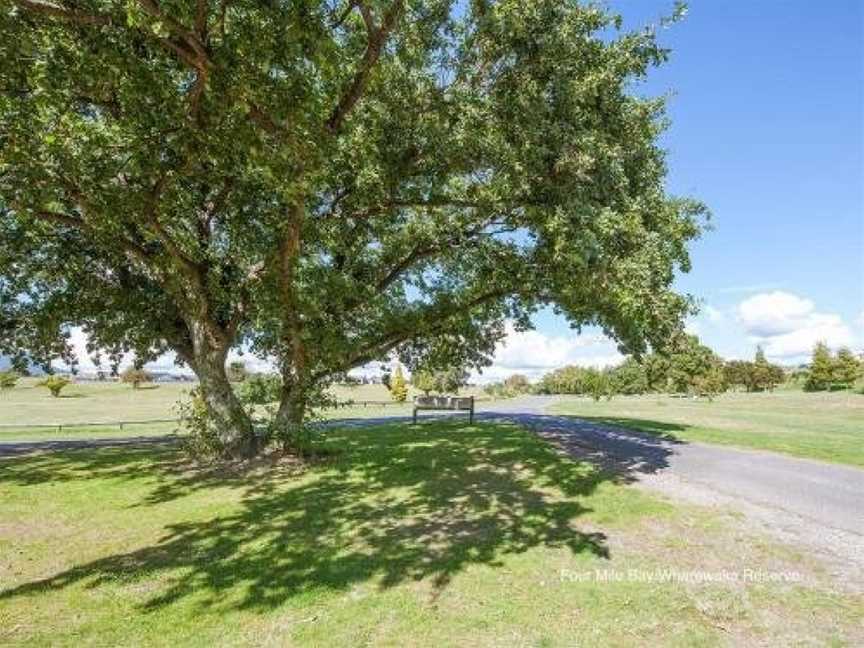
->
[29,209,152,266]
[326,0,404,133]
[136,0,211,66]
[319,287,511,380]
[11,0,112,25]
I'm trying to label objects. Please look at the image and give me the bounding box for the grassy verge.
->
[549,391,864,467]
[1,420,859,646]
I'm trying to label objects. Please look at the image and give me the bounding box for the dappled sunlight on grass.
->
[2,419,860,645]
[0,421,618,615]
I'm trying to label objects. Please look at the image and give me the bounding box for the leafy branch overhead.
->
[0,0,707,457]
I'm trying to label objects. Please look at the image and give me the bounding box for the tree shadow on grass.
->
[0,419,676,612]
[487,413,687,475]
[571,416,689,440]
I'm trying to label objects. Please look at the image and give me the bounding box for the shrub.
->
[36,375,71,397]
[120,368,152,389]
[176,388,224,461]
[390,365,408,403]
[239,374,282,406]
[0,370,18,392]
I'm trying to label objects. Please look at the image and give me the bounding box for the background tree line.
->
[484,337,863,400]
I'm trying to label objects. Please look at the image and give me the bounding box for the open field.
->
[0,379,482,441]
[1,419,860,646]
[550,390,864,468]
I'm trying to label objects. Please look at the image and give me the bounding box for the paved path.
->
[480,396,864,537]
[0,435,179,457]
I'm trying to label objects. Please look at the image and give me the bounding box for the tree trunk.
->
[185,321,257,459]
[274,381,308,449]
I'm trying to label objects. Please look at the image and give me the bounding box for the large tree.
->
[1,0,705,457]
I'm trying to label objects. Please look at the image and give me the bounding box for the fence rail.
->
[0,418,179,433]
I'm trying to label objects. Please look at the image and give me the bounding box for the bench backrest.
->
[414,395,473,410]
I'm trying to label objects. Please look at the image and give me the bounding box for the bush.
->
[0,370,18,392]
[239,374,282,405]
[120,368,152,389]
[176,388,225,461]
[504,373,531,394]
[483,374,532,399]
[390,365,408,402]
[36,375,71,397]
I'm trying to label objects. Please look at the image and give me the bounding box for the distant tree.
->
[120,367,152,389]
[833,348,861,390]
[667,335,726,397]
[504,374,531,395]
[380,367,392,392]
[435,367,469,395]
[412,367,468,395]
[227,361,248,383]
[805,342,834,391]
[609,358,648,395]
[723,360,751,392]
[0,370,18,392]
[36,375,71,398]
[643,354,671,393]
[748,346,784,392]
[482,382,509,399]
[586,370,610,402]
[692,363,726,401]
[390,365,408,403]
[537,365,590,394]
[767,364,786,391]
[412,370,438,396]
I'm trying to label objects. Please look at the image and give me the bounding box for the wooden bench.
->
[412,395,475,424]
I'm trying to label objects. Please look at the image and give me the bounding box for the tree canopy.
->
[1,0,706,457]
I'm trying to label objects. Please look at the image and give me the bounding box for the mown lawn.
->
[1,420,860,646]
[549,390,864,467]
[0,379,442,441]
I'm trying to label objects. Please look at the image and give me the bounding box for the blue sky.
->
[488,0,864,380]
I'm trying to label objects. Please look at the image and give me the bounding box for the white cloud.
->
[737,291,814,337]
[54,327,274,376]
[736,291,855,360]
[473,323,623,383]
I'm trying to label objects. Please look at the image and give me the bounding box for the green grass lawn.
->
[549,390,864,467]
[0,380,452,442]
[1,420,860,646]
